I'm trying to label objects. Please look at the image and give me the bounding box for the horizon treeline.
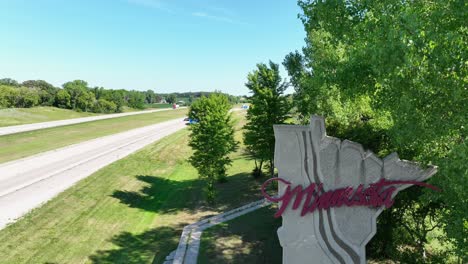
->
[0,78,242,113]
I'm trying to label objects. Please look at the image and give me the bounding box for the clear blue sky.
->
[0,0,305,95]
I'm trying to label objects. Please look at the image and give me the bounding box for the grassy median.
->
[0,110,277,264]
[0,106,98,127]
[0,108,187,163]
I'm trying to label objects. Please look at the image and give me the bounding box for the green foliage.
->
[0,78,241,115]
[0,78,19,87]
[126,91,146,109]
[166,94,177,104]
[285,0,467,260]
[55,90,71,109]
[243,61,291,177]
[188,93,238,202]
[94,88,125,112]
[22,80,58,106]
[0,85,17,108]
[76,91,95,112]
[145,89,157,104]
[15,87,40,108]
[0,85,40,108]
[63,80,90,111]
[92,99,117,113]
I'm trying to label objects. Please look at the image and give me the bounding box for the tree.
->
[0,85,41,108]
[145,90,157,104]
[0,78,19,87]
[63,80,91,111]
[0,85,17,108]
[285,0,467,260]
[14,87,40,108]
[166,94,176,104]
[243,61,290,178]
[22,80,57,106]
[55,89,71,109]
[76,91,95,112]
[126,91,145,109]
[188,93,238,202]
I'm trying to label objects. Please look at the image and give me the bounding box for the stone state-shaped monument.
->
[272,116,437,264]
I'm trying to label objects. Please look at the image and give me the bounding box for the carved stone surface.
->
[273,116,437,264]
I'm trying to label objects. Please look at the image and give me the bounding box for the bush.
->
[93,99,117,113]
[0,85,40,108]
[0,85,17,108]
[15,87,40,108]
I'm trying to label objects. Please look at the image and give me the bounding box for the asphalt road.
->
[0,117,186,229]
[0,108,183,136]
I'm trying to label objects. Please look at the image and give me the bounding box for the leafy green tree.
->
[0,85,18,108]
[0,78,19,87]
[166,94,176,104]
[22,80,57,106]
[145,90,157,104]
[155,94,163,103]
[0,84,40,108]
[285,0,467,260]
[76,91,95,112]
[63,80,90,110]
[188,93,238,202]
[126,91,146,109]
[243,61,290,178]
[15,87,40,108]
[92,87,105,100]
[55,89,71,109]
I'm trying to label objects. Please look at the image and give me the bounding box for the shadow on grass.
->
[198,206,282,264]
[111,175,203,214]
[111,172,272,215]
[89,224,185,264]
[100,172,277,264]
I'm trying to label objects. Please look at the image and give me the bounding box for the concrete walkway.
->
[0,118,186,229]
[0,108,182,136]
[170,199,272,264]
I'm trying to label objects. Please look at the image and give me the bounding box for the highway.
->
[0,108,182,136]
[0,117,186,229]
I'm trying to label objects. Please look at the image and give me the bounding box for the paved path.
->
[0,108,182,136]
[0,118,186,229]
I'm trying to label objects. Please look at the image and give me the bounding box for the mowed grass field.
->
[0,107,98,127]
[0,108,187,163]
[0,110,277,264]
[144,103,173,109]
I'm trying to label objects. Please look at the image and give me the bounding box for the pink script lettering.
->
[261,178,440,218]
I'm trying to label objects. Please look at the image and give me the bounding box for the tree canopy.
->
[188,93,238,202]
[284,0,467,260]
[243,61,291,177]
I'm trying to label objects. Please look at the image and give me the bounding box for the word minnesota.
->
[261,177,440,218]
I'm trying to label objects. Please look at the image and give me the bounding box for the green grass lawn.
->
[0,108,187,163]
[0,110,276,264]
[144,103,173,109]
[0,106,99,127]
